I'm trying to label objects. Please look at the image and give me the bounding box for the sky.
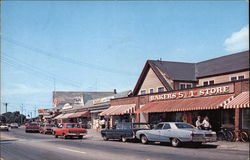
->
[1,1,249,116]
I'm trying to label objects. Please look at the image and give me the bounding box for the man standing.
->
[202,116,211,130]
[195,116,203,130]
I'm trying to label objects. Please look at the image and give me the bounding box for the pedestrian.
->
[202,116,211,130]
[195,116,203,130]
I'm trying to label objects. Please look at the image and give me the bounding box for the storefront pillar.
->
[234,108,240,140]
[135,113,140,123]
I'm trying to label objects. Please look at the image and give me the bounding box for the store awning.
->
[68,111,89,118]
[59,113,75,119]
[137,94,234,113]
[99,104,136,116]
[224,91,249,109]
[53,114,64,119]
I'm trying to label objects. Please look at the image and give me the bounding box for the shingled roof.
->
[196,50,249,78]
[133,50,249,95]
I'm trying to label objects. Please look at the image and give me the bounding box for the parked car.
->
[10,123,19,128]
[39,123,54,134]
[25,123,40,133]
[0,124,9,131]
[136,122,217,147]
[101,122,150,142]
[53,123,87,139]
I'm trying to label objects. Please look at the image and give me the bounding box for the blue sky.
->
[1,1,249,116]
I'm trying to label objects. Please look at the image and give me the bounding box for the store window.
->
[209,80,214,85]
[242,109,250,129]
[158,87,164,93]
[140,90,146,95]
[221,109,235,128]
[203,81,209,86]
[231,76,237,81]
[149,88,154,94]
[180,84,186,89]
[179,83,192,89]
[238,75,244,80]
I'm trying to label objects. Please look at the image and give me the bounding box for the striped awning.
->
[53,114,64,119]
[137,94,234,113]
[59,113,75,119]
[224,91,249,109]
[68,111,89,118]
[99,104,136,116]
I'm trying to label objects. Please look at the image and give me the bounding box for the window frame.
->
[140,89,146,95]
[157,87,165,93]
[149,88,154,94]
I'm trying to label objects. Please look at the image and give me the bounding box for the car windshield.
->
[66,124,81,128]
[133,124,150,129]
[29,123,38,126]
[175,123,194,129]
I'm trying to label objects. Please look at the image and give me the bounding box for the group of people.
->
[195,116,212,130]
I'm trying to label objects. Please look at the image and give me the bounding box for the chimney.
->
[114,89,117,94]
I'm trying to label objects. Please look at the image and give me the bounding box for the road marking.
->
[57,147,86,154]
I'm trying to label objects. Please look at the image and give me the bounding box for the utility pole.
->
[20,104,24,124]
[3,103,8,113]
[34,107,37,118]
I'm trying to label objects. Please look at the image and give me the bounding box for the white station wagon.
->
[136,122,217,147]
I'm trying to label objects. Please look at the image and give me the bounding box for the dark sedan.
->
[101,122,150,142]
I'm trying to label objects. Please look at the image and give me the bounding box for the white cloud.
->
[224,25,249,52]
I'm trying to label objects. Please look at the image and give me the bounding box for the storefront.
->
[107,80,249,135]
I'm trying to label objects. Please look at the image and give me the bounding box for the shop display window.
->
[242,108,250,129]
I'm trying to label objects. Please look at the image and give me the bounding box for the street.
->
[0,127,249,160]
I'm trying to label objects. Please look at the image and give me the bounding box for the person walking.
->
[202,116,211,130]
[195,116,203,130]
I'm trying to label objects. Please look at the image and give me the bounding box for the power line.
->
[1,54,82,87]
[2,36,137,77]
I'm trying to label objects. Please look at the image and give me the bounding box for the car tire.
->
[141,135,148,144]
[171,138,181,147]
[102,135,109,141]
[121,136,127,142]
[55,134,58,138]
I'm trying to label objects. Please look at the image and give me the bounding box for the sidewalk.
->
[86,129,249,151]
[207,141,249,151]
[86,129,102,140]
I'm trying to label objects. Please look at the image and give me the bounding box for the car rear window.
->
[29,123,38,126]
[175,123,194,129]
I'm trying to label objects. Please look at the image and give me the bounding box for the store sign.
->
[149,84,234,102]
[93,96,114,105]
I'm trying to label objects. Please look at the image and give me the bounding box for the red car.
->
[25,123,40,133]
[53,123,87,139]
[39,123,54,134]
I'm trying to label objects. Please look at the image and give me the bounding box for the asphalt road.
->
[0,127,249,160]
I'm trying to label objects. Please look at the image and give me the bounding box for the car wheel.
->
[55,134,58,138]
[102,135,109,141]
[121,136,127,142]
[171,138,181,147]
[141,135,148,144]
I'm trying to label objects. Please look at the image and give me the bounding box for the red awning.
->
[224,91,249,109]
[100,104,136,116]
[137,94,234,113]
[68,111,89,118]
[53,114,64,119]
[59,113,75,119]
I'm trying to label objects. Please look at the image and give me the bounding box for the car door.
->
[148,123,164,141]
[159,123,172,142]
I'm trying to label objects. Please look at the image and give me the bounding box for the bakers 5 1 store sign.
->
[149,84,234,102]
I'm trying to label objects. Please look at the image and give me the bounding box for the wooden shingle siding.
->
[139,68,166,95]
